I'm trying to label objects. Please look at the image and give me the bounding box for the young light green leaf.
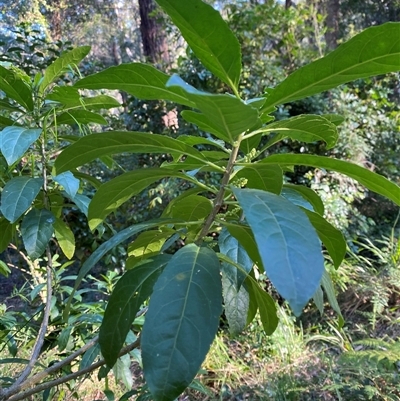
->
[54,132,210,174]
[248,279,278,335]
[53,171,80,199]
[0,65,33,111]
[236,164,283,194]
[100,255,171,368]
[167,75,259,143]
[303,209,346,269]
[0,260,11,278]
[155,0,241,90]
[21,209,55,260]
[74,63,195,107]
[283,184,324,215]
[73,95,121,110]
[281,187,315,211]
[56,110,107,126]
[46,86,81,104]
[258,154,400,206]
[0,177,43,223]
[0,218,13,253]
[53,217,75,259]
[40,46,91,92]
[261,115,338,149]
[233,188,324,316]
[262,23,400,110]
[88,169,186,230]
[142,244,222,401]
[163,195,212,221]
[0,127,41,165]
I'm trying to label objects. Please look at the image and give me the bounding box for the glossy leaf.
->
[54,132,209,174]
[142,244,222,401]
[88,169,186,230]
[259,154,400,206]
[21,209,55,260]
[74,63,195,107]
[155,0,241,90]
[53,171,80,199]
[163,194,212,221]
[0,65,33,111]
[100,255,171,368]
[0,218,13,253]
[236,164,283,194]
[283,184,324,215]
[167,75,258,143]
[303,209,346,269]
[40,46,91,92]
[233,188,324,316]
[0,127,41,165]
[262,23,400,109]
[56,110,107,126]
[262,115,338,149]
[281,187,315,211]
[248,279,278,335]
[53,217,75,259]
[0,177,42,223]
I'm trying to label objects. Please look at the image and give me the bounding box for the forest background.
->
[0,0,399,400]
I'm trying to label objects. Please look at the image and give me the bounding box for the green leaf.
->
[248,279,278,335]
[142,244,222,401]
[53,171,80,199]
[0,65,33,111]
[0,177,43,223]
[283,184,324,215]
[313,286,324,315]
[281,187,315,211]
[21,209,55,260]
[0,99,23,112]
[100,255,171,368]
[53,217,75,259]
[167,75,258,143]
[54,132,211,174]
[233,188,324,316]
[74,63,195,108]
[40,46,91,92]
[258,154,400,206]
[163,194,212,221]
[321,269,344,327]
[74,95,121,110]
[262,23,400,109]
[0,260,11,277]
[0,127,42,165]
[88,169,186,230]
[0,116,16,128]
[0,218,13,253]
[56,110,107,126]
[262,115,338,149]
[79,343,100,370]
[46,86,81,104]
[236,164,283,194]
[155,0,241,90]
[63,218,184,321]
[303,209,346,269]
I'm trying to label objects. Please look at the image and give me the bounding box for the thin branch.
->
[6,338,141,401]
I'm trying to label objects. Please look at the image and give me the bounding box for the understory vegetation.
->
[0,0,399,400]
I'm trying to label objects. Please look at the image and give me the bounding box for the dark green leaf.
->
[0,217,13,253]
[40,46,91,92]
[21,208,55,260]
[0,177,42,223]
[79,343,100,370]
[262,23,400,109]
[283,184,324,215]
[261,115,338,149]
[142,244,222,401]
[56,110,107,126]
[0,127,41,165]
[303,209,346,269]
[233,188,324,316]
[46,86,81,104]
[0,65,33,111]
[0,99,23,112]
[259,154,400,206]
[54,132,210,174]
[100,255,171,368]
[0,116,16,127]
[236,164,283,194]
[281,187,315,211]
[88,169,186,230]
[248,279,278,335]
[156,0,241,90]
[74,63,195,107]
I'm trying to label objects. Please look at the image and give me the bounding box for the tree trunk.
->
[48,0,64,41]
[325,0,340,49]
[138,0,169,64]
[285,0,293,9]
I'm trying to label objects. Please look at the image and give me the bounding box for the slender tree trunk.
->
[47,0,64,41]
[138,0,169,64]
[285,0,293,9]
[325,0,340,49]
